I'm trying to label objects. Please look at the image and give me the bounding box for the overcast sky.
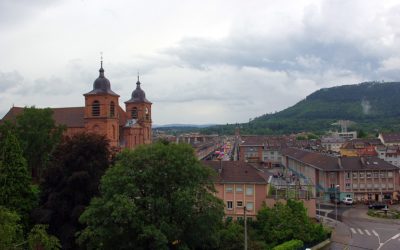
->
[1,0,400,125]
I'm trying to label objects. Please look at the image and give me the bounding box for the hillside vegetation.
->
[201,81,400,135]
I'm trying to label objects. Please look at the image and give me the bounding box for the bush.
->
[272,239,303,250]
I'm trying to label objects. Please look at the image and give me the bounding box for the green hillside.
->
[201,81,400,135]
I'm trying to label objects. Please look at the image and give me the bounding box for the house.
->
[340,138,382,157]
[203,160,270,220]
[379,133,400,146]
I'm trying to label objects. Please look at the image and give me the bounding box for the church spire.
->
[99,52,104,77]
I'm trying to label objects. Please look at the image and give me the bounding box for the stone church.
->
[1,62,152,149]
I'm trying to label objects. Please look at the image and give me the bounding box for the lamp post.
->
[335,184,340,223]
[244,206,247,250]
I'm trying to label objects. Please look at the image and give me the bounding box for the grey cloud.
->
[0,71,24,92]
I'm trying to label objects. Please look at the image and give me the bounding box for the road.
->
[320,205,400,250]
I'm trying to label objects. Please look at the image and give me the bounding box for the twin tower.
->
[83,62,152,149]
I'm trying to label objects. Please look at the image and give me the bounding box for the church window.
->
[145,107,149,120]
[92,100,100,116]
[131,107,138,119]
[110,101,115,117]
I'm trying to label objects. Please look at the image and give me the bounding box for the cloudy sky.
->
[1,0,400,125]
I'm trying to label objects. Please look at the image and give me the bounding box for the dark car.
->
[368,203,388,209]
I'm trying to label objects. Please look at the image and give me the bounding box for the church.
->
[1,61,152,149]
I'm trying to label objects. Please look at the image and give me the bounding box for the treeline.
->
[1,107,329,249]
[201,81,400,135]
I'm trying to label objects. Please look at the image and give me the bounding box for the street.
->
[321,205,400,250]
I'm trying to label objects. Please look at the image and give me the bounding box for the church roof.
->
[1,106,128,128]
[84,62,119,96]
[125,77,151,104]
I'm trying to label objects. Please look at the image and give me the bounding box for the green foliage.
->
[14,106,65,179]
[78,142,225,250]
[255,200,329,248]
[28,224,61,250]
[32,133,111,249]
[0,206,24,250]
[272,239,303,250]
[217,221,244,250]
[0,131,37,224]
[201,82,400,135]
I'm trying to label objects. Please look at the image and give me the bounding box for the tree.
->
[217,221,244,250]
[14,107,64,180]
[28,224,61,250]
[0,206,24,250]
[0,131,37,223]
[78,142,224,250]
[255,200,329,248]
[32,133,111,249]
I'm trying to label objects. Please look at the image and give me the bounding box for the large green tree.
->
[0,131,37,223]
[14,107,64,180]
[78,142,224,250]
[32,133,111,249]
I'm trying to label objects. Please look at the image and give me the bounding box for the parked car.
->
[342,197,353,205]
[368,203,388,209]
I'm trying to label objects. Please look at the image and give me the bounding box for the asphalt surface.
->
[320,204,400,250]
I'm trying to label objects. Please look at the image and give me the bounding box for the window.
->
[352,183,358,189]
[110,101,115,117]
[388,183,394,189]
[345,183,351,189]
[246,186,254,196]
[359,172,365,179]
[367,183,372,189]
[359,183,365,189]
[236,185,243,193]
[381,183,386,188]
[225,186,233,193]
[388,171,394,178]
[373,172,379,178]
[246,202,254,210]
[366,172,372,178]
[145,107,150,120]
[380,172,386,178]
[131,107,138,119]
[92,100,100,116]
[352,172,358,179]
[374,183,379,189]
[237,201,243,207]
[226,217,233,222]
[368,193,372,200]
[345,172,350,179]
[227,201,233,210]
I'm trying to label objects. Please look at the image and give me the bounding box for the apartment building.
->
[282,148,400,203]
[203,161,270,220]
[340,138,382,157]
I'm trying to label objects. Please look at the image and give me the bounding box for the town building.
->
[376,145,400,167]
[321,137,346,153]
[282,148,400,203]
[339,138,382,157]
[379,133,400,146]
[203,160,270,220]
[1,61,152,149]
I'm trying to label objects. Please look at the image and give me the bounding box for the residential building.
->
[321,137,346,153]
[340,138,382,157]
[379,133,400,146]
[376,145,400,167]
[282,148,400,203]
[203,161,270,220]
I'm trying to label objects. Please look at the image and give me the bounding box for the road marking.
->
[373,230,379,237]
[351,228,357,234]
[357,228,364,235]
[391,234,400,240]
[365,230,371,236]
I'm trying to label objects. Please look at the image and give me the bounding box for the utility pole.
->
[244,206,247,250]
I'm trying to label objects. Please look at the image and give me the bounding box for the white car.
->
[342,197,353,205]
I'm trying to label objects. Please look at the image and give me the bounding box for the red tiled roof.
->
[1,106,129,128]
[380,133,400,144]
[282,148,398,171]
[202,160,270,183]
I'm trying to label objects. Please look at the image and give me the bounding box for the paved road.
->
[321,205,400,250]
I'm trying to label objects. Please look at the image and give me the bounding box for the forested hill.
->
[201,81,400,135]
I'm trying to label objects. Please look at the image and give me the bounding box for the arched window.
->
[145,107,150,120]
[110,101,115,117]
[92,100,100,116]
[131,107,138,119]
[112,125,116,139]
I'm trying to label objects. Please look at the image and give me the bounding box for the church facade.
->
[1,62,152,149]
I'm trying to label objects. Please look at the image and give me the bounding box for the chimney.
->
[338,156,343,169]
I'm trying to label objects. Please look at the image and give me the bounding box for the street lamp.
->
[244,206,248,250]
[335,184,340,223]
